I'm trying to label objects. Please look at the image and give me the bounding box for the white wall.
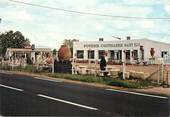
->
[73,39,170,61]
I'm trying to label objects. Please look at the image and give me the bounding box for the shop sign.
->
[84,43,140,48]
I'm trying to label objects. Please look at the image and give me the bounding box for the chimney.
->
[127,36,131,40]
[99,38,104,41]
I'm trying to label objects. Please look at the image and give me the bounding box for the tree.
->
[63,39,78,57]
[0,30,30,56]
[52,49,57,56]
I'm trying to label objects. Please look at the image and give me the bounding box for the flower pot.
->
[150,48,155,58]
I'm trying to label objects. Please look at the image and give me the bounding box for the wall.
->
[73,39,170,62]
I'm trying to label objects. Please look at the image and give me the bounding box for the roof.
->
[74,38,170,46]
[6,47,52,52]
[34,48,52,52]
[6,48,32,52]
[141,38,170,46]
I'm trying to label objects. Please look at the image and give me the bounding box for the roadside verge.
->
[0,70,170,97]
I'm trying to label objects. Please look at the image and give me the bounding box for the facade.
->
[73,39,170,64]
[5,47,52,66]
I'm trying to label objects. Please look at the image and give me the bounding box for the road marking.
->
[106,89,168,99]
[34,77,63,83]
[37,94,99,111]
[0,84,23,92]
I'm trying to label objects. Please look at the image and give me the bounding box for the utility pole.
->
[122,50,126,80]
[112,36,126,79]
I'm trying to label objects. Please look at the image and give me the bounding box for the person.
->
[100,55,107,76]
[100,55,106,70]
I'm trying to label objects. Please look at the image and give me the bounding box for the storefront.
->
[73,39,170,64]
[5,47,52,65]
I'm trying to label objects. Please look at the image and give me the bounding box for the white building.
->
[73,38,170,64]
[5,46,52,65]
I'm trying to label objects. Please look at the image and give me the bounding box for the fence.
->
[149,64,170,87]
[164,56,170,64]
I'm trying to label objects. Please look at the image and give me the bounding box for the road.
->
[0,72,169,116]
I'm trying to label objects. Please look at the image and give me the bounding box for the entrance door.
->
[125,50,130,60]
[161,51,168,58]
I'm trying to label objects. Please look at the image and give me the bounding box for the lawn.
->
[0,64,157,89]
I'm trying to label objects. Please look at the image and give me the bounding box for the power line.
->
[8,0,170,20]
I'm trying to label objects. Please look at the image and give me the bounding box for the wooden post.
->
[72,58,75,74]
[52,57,54,74]
[122,50,126,80]
[157,64,160,84]
[166,70,169,86]
[161,64,164,83]
[94,59,97,77]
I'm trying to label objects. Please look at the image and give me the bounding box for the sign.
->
[84,43,140,48]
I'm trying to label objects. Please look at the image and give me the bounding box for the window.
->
[88,50,94,59]
[114,50,122,60]
[98,50,105,59]
[110,50,115,60]
[77,50,84,59]
[133,50,138,60]
[161,51,168,58]
[125,50,130,60]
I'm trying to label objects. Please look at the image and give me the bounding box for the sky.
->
[0,0,170,49]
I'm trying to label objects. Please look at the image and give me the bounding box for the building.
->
[73,38,170,64]
[5,46,52,66]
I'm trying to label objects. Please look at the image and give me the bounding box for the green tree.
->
[0,30,30,56]
[63,39,78,57]
[53,49,57,56]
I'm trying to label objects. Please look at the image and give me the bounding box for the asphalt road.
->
[0,72,169,116]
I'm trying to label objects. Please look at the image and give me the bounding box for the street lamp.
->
[112,36,121,40]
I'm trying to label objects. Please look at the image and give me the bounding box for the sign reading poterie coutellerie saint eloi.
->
[84,43,140,48]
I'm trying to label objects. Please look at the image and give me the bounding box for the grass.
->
[0,64,156,89]
[106,79,155,88]
[48,73,104,83]
[47,73,155,89]
[0,63,11,70]
[21,65,38,73]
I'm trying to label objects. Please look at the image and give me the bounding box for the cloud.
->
[122,0,165,5]
[137,20,155,29]
[1,9,33,22]
[16,10,33,21]
[165,4,170,14]
[1,0,170,50]
[97,4,153,17]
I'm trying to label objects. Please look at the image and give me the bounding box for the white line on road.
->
[34,77,63,83]
[37,94,99,111]
[0,84,24,92]
[106,89,168,99]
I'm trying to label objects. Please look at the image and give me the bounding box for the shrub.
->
[0,63,155,89]
[107,79,140,88]
[0,63,11,70]
[48,73,154,88]
[48,73,104,83]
